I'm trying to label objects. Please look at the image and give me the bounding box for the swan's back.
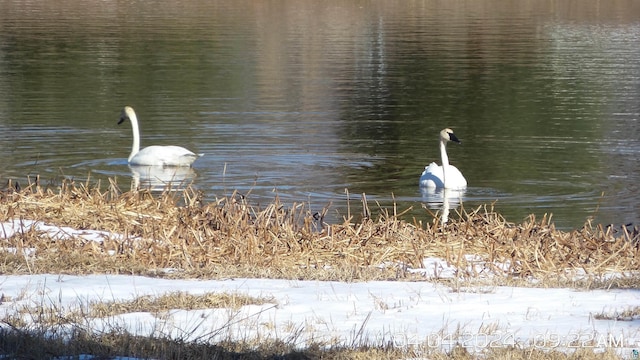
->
[130,145,201,167]
[420,162,444,188]
[420,163,467,189]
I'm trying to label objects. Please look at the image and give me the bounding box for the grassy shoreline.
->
[1,178,638,286]
[0,178,638,359]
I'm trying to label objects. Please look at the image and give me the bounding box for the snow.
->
[1,274,639,356]
[1,221,639,357]
[0,219,126,243]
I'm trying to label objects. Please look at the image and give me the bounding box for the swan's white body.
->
[118,106,202,167]
[419,128,467,190]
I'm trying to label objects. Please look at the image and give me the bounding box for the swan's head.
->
[118,106,136,125]
[440,128,461,144]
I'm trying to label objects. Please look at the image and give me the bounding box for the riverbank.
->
[0,179,638,359]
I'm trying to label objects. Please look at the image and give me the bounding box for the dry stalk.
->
[0,179,638,284]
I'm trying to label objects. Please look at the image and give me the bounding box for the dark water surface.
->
[1,0,639,230]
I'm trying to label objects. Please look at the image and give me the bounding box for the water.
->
[1,0,639,230]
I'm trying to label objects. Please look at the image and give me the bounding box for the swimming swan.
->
[118,106,202,167]
[419,128,467,189]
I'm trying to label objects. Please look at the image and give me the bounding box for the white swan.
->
[419,128,467,189]
[118,106,202,167]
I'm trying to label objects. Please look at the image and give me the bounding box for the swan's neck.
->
[128,113,141,162]
[439,139,450,186]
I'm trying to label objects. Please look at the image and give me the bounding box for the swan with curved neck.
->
[419,128,467,189]
[118,106,202,167]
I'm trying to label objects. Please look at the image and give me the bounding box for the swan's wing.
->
[131,146,200,166]
[419,162,444,188]
[420,163,468,189]
[423,162,439,173]
[444,165,467,189]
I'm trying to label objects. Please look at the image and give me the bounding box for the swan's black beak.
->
[117,117,125,125]
[449,133,462,144]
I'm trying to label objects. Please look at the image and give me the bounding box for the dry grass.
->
[593,306,640,321]
[0,326,628,360]
[2,291,275,328]
[0,178,638,287]
[89,291,276,315]
[1,177,638,359]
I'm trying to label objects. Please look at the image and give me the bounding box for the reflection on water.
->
[129,165,196,192]
[0,0,639,230]
[421,188,466,225]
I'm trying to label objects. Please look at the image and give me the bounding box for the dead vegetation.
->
[593,306,640,321]
[0,178,638,287]
[0,326,626,360]
[1,291,276,329]
[1,178,638,359]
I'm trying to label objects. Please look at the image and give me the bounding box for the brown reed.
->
[0,178,638,286]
